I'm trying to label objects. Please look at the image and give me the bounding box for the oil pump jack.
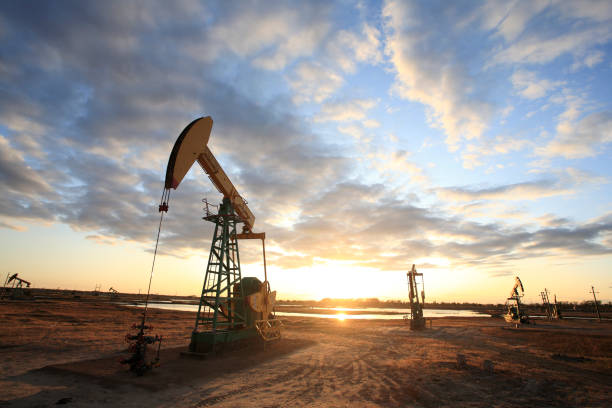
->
[405,265,426,330]
[504,276,529,326]
[1,273,31,299]
[162,116,279,354]
[122,116,279,374]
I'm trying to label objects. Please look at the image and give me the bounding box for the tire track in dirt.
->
[191,362,315,407]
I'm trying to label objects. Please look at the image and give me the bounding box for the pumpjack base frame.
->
[410,318,426,330]
[188,328,259,354]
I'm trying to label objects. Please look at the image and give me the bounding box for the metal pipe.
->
[262,238,267,282]
[591,286,602,322]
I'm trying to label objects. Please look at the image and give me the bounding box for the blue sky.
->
[0,0,611,303]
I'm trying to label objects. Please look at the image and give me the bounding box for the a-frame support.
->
[189,197,253,354]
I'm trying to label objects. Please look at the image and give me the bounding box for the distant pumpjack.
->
[504,276,529,326]
[108,287,119,299]
[552,294,562,319]
[404,265,426,330]
[1,273,31,299]
[540,288,561,319]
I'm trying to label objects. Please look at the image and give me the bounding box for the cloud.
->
[0,0,610,279]
[436,179,569,202]
[493,28,612,65]
[0,1,352,256]
[287,62,344,104]
[460,135,533,169]
[203,2,331,71]
[485,0,549,43]
[382,0,611,168]
[537,111,612,159]
[326,23,383,73]
[272,180,612,271]
[435,168,603,202]
[488,1,612,65]
[383,0,493,151]
[0,135,53,197]
[337,124,366,141]
[571,50,605,71]
[536,213,571,228]
[315,99,377,123]
[363,119,380,128]
[0,219,27,231]
[372,150,428,185]
[511,70,564,99]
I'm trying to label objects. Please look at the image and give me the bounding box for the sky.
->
[0,0,611,304]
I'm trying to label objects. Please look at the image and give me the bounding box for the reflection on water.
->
[276,309,485,319]
[133,302,487,319]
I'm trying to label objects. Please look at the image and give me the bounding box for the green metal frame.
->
[407,266,425,330]
[190,197,251,353]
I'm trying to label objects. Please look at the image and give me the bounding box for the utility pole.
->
[590,286,601,322]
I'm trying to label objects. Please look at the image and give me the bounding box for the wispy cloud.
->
[326,23,383,73]
[187,1,331,70]
[511,70,564,100]
[537,111,612,159]
[315,99,378,123]
[288,62,344,104]
[0,135,53,197]
[488,1,612,66]
[383,0,492,151]
[435,168,604,202]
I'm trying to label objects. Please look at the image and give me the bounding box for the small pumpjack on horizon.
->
[120,312,162,376]
[404,264,426,330]
[108,287,119,299]
[540,288,562,320]
[504,276,529,326]
[0,273,31,299]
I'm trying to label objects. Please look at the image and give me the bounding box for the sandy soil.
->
[1,299,611,407]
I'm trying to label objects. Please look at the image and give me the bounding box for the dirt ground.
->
[1,299,611,407]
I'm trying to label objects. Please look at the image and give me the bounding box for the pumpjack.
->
[404,265,425,330]
[540,288,562,319]
[108,287,119,299]
[504,276,529,326]
[552,294,562,319]
[1,273,31,299]
[162,116,280,354]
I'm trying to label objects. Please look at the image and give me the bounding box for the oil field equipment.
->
[120,312,162,376]
[1,273,31,299]
[504,276,529,325]
[540,288,561,319]
[159,116,280,354]
[590,286,602,322]
[404,264,425,330]
[552,294,562,319]
[108,287,119,299]
[540,288,552,319]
